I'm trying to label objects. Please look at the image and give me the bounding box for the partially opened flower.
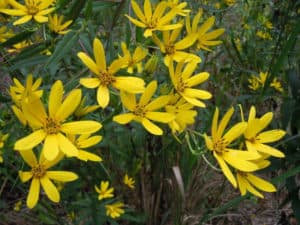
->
[244,106,286,158]
[18,150,78,208]
[204,107,259,188]
[169,61,212,107]
[152,25,200,66]
[105,202,125,218]
[0,0,55,25]
[166,0,190,16]
[125,0,182,37]
[119,42,148,73]
[113,81,174,135]
[48,14,72,35]
[77,38,145,108]
[0,26,14,43]
[14,80,102,161]
[123,174,135,189]
[95,181,114,200]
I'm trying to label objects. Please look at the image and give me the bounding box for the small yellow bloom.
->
[204,107,260,188]
[14,80,102,161]
[165,0,191,16]
[105,202,125,219]
[48,14,72,35]
[113,81,174,135]
[0,26,14,43]
[248,75,260,91]
[264,21,273,29]
[0,0,55,25]
[14,200,22,211]
[224,0,235,6]
[77,38,145,108]
[248,72,283,92]
[169,61,212,107]
[244,106,286,158]
[0,133,8,163]
[18,150,78,208]
[270,78,283,93]
[237,171,276,198]
[119,42,148,74]
[74,96,100,118]
[123,174,135,189]
[256,30,272,40]
[125,0,182,37]
[95,181,114,200]
[7,40,32,53]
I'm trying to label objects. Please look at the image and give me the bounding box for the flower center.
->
[165,44,176,55]
[99,71,116,86]
[32,164,46,178]
[176,77,187,92]
[44,117,61,134]
[213,138,228,154]
[133,105,146,117]
[26,0,40,15]
[146,18,158,29]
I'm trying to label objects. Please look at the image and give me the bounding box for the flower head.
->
[48,14,72,35]
[0,26,14,43]
[125,0,182,37]
[119,42,148,74]
[95,181,114,200]
[105,202,125,219]
[244,106,286,158]
[18,150,78,208]
[123,174,135,189]
[113,80,174,135]
[0,0,55,25]
[77,38,145,108]
[14,80,102,161]
[165,0,190,16]
[169,61,212,107]
[0,133,9,163]
[204,107,260,187]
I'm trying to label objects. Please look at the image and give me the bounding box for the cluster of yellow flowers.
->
[204,106,285,198]
[248,71,283,93]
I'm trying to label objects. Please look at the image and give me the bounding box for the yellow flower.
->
[0,0,8,9]
[248,72,283,92]
[244,106,286,158]
[77,38,145,108]
[105,202,125,219]
[95,181,114,200]
[248,75,260,91]
[0,26,14,43]
[169,61,212,107]
[7,40,32,53]
[152,24,200,66]
[165,93,197,133]
[14,80,102,161]
[74,96,100,118]
[68,134,103,162]
[119,42,148,74]
[237,171,276,198]
[186,11,225,51]
[264,21,273,29]
[204,107,259,188]
[270,78,283,93]
[256,30,272,40]
[48,14,72,35]
[18,150,78,208]
[0,133,8,163]
[123,174,135,189]
[165,0,191,16]
[0,0,55,25]
[113,81,174,135]
[224,0,235,6]
[14,200,22,211]
[125,0,182,37]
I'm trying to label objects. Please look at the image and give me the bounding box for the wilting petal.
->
[214,152,237,188]
[40,176,60,203]
[142,118,163,135]
[61,121,102,134]
[15,129,46,151]
[27,179,40,209]
[47,171,78,182]
[113,113,135,124]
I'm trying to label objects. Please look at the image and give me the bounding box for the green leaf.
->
[8,55,48,71]
[0,30,35,47]
[45,31,79,70]
[67,0,87,21]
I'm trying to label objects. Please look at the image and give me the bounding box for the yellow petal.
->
[57,133,78,157]
[15,129,46,151]
[183,88,212,100]
[120,91,136,111]
[225,149,260,160]
[78,135,102,148]
[77,150,103,162]
[243,178,264,198]
[248,106,256,121]
[223,122,247,144]
[198,16,215,36]
[113,76,145,93]
[11,105,27,126]
[212,107,219,140]
[19,171,33,183]
[80,78,100,88]
[113,113,135,124]
[247,173,276,192]
[61,121,102,134]
[27,179,40,209]
[49,80,63,118]
[223,152,258,172]
[140,80,157,106]
[203,28,225,40]
[19,149,38,167]
[175,34,197,50]
[214,152,237,188]
[22,97,47,127]
[146,112,174,123]
[203,134,213,151]
[256,130,286,143]
[257,112,273,133]
[77,52,99,75]
[55,89,82,121]
[93,38,106,70]
[216,107,234,138]
[131,0,145,22]
[13,15,32,25]
[142,118,163,135]
[181,95,206,107]
[256,143,285,158]
[46,171,78,182]
[33,15,49,23]
[43,135,59,161]
[144,0,152,20]
[40,175,60,203]
[145,95,171,111]
[97,85,110,108]
[186,72,209,87]
[237,173,247,195]
[125,15,147,28]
